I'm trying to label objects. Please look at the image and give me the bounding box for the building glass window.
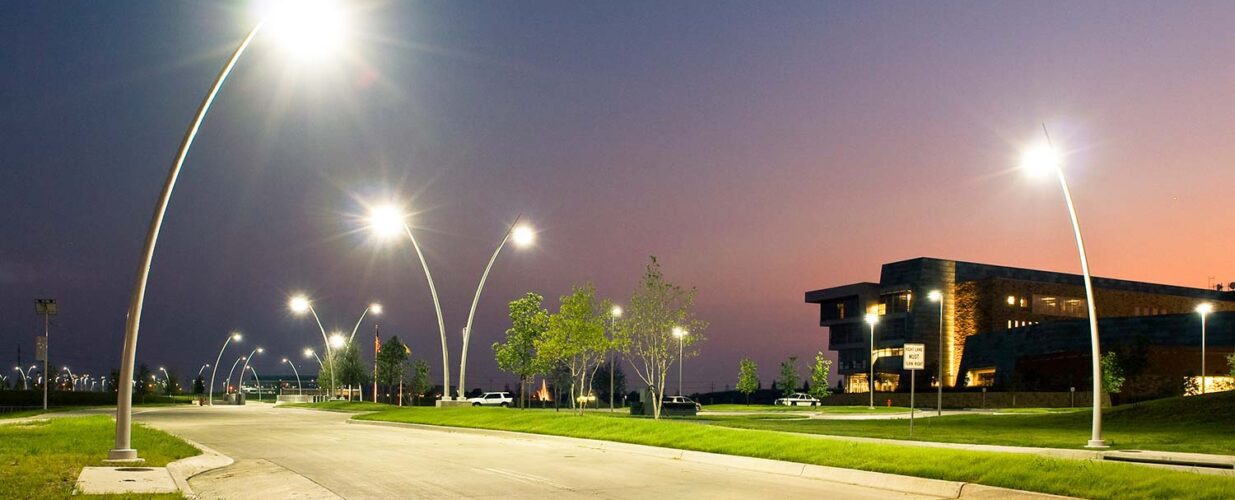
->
[1032,295,1087,318]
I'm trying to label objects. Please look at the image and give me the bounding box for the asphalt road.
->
[134,404,939,499]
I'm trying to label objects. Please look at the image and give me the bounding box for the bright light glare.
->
[256,347,264,354]
[928,290,943,302]
[231,332,242,341]
[260,0,347,58]
[1196,303,1214,315]
[611,305,623,318]
[367,205,406,239]
[289,295,311,314]
[282,358,289,363]
[865,313,880,325]
[1021,145,1060,177]
[511,225,535,247]
[329,333,347,349]
[303,348,314,357]
[370,303,383,315]
[672,326,687,338]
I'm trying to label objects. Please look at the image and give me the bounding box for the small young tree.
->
[336,341,369,400]
[1100,351,1125,394]
[777,357,799,397]
[494,292,549,408]
[808,352,832,399]
[408,359,431,405]
[537,283,609,414]
[613,257,707,419]
[736,358,759,405]
[376,336,409,403]
[193,375,205,395]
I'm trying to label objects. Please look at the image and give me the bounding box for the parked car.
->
[468,392,513,407]
[663,395,701,411]
[774,392,820,406]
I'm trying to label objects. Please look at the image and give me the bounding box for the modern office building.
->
[805,257,1235,398]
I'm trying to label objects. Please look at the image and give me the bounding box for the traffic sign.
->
[903,343,925,370]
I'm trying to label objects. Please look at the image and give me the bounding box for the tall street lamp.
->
[1021,127,1107,448]
[108,0,349,462]
[63,367,76,391]
[158,367,171,394]
[13,367,30,390]
[365,204,451,399]
[209,332,241,406]
[289,295,340,398]
[348,303,383,344]
[247,366,263,402]
[865,313,879,410]
[239,347,264,395]
[1197,303,1214,394]
[672,327,688,396]
[459,221,536,400]
[225,356,247,395]
[609,305,622,411]
[928,290,944,416]
[283,358,303,395]
[197,363,211,379]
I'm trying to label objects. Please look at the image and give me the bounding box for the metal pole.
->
[109,24,262,463]
[225,356,246,395]
[1043,125,1105,448]
[1201,313,1207,395]
[248,366,261,402]
[43,313,49,410]
[459,218,521,400]
[306,306,336,399]
[678,334,684,396]
[869,322,876,409]
[348,306,372,344]
[910,369,915,436]
[287,360,302,395]
[937,298,944,417]
[373,323,379,403]
[208,335,235,407]
[401,223,450,401]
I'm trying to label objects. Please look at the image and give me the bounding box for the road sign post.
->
[35,299,57,411]
[903,343,925,436]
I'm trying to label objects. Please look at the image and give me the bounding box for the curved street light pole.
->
[239,348,262,394]
[247,366,262,402]
[225,356,247,395]
[347,304,381,344]
[284,359,303,395]
[458,218,521,399]
[14,367,30,390]
[208,333,239,407]
[301,304,338,398]
[109,24,263,463]
[399,223,451,400]
[158,367,171,394]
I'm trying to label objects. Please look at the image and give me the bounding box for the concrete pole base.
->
[104,448,145,464]
[1085,440,1109,449]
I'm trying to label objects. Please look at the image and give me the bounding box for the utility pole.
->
[35,299,57,411]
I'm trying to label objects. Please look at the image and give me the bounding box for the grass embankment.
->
[705,392,1235,455]
[282,400,395,412]
[703,404,909,413]
[344,405,1235,499]
[0,415,199,499]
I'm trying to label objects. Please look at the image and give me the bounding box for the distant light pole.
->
[672,327,688,396]
[247,366,262,402]
[348,303,383,344]
[928,290,944,416]
[14,367,30,390]
[158,367,171,394]
[197,363,210,378]
[1196,303,1214,394]
[283,358,303,395]
[289,295,342,398]
[209,332,241,406]
[865,313,879,409]
[1021,126,1106,448]
[63,367,76,391]
[609,305,623,411]
[239,347,264,395]
[225,356,247,395]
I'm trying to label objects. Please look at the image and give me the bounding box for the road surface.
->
[134,404,940,499]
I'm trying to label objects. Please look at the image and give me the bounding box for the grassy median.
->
[702,404,909,413]
[0,415,199,499]
[704,392,1235,455]
[324,404,1235,499]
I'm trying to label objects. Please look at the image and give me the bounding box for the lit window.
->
[1007,295,1016,306]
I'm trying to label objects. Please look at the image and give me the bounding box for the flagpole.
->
[373,323,380,403]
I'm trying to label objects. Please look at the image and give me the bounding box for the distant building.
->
[805,257,1235,399]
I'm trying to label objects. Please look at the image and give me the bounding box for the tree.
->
[1228,354,1235,380]
[336,340,369,400]
[494,292,549,408]
[136,364,154,399]
[537,283,609,414]
[808,352,832,399]
[193,375,205,395]
[376,336,409,403]
[163,368,182,396]
[736,358,759,405]
[613,256,707,419]
[408,359,431,405]
[777,357,800,397]
[1100,351,1125,394]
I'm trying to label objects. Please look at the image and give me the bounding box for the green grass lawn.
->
[0,415,199,499]
[702,391,1235,455]
[281,400,396,412]
[703,404,910,413]
[343,405,1235,499]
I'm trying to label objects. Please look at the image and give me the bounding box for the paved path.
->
[133,404,948,499]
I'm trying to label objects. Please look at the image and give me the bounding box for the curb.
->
[165,437,235,498]
[347,419,1064,498]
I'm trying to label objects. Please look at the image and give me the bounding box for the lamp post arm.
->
[209,337,233,406]
[402,223,450,400]
[459,217,520,399]
[288,362,302,395]
[110,23,263,462]
[226,356,246,394]
[348,307,371,344]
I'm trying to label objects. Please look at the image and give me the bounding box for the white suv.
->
[468,392,513,407]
